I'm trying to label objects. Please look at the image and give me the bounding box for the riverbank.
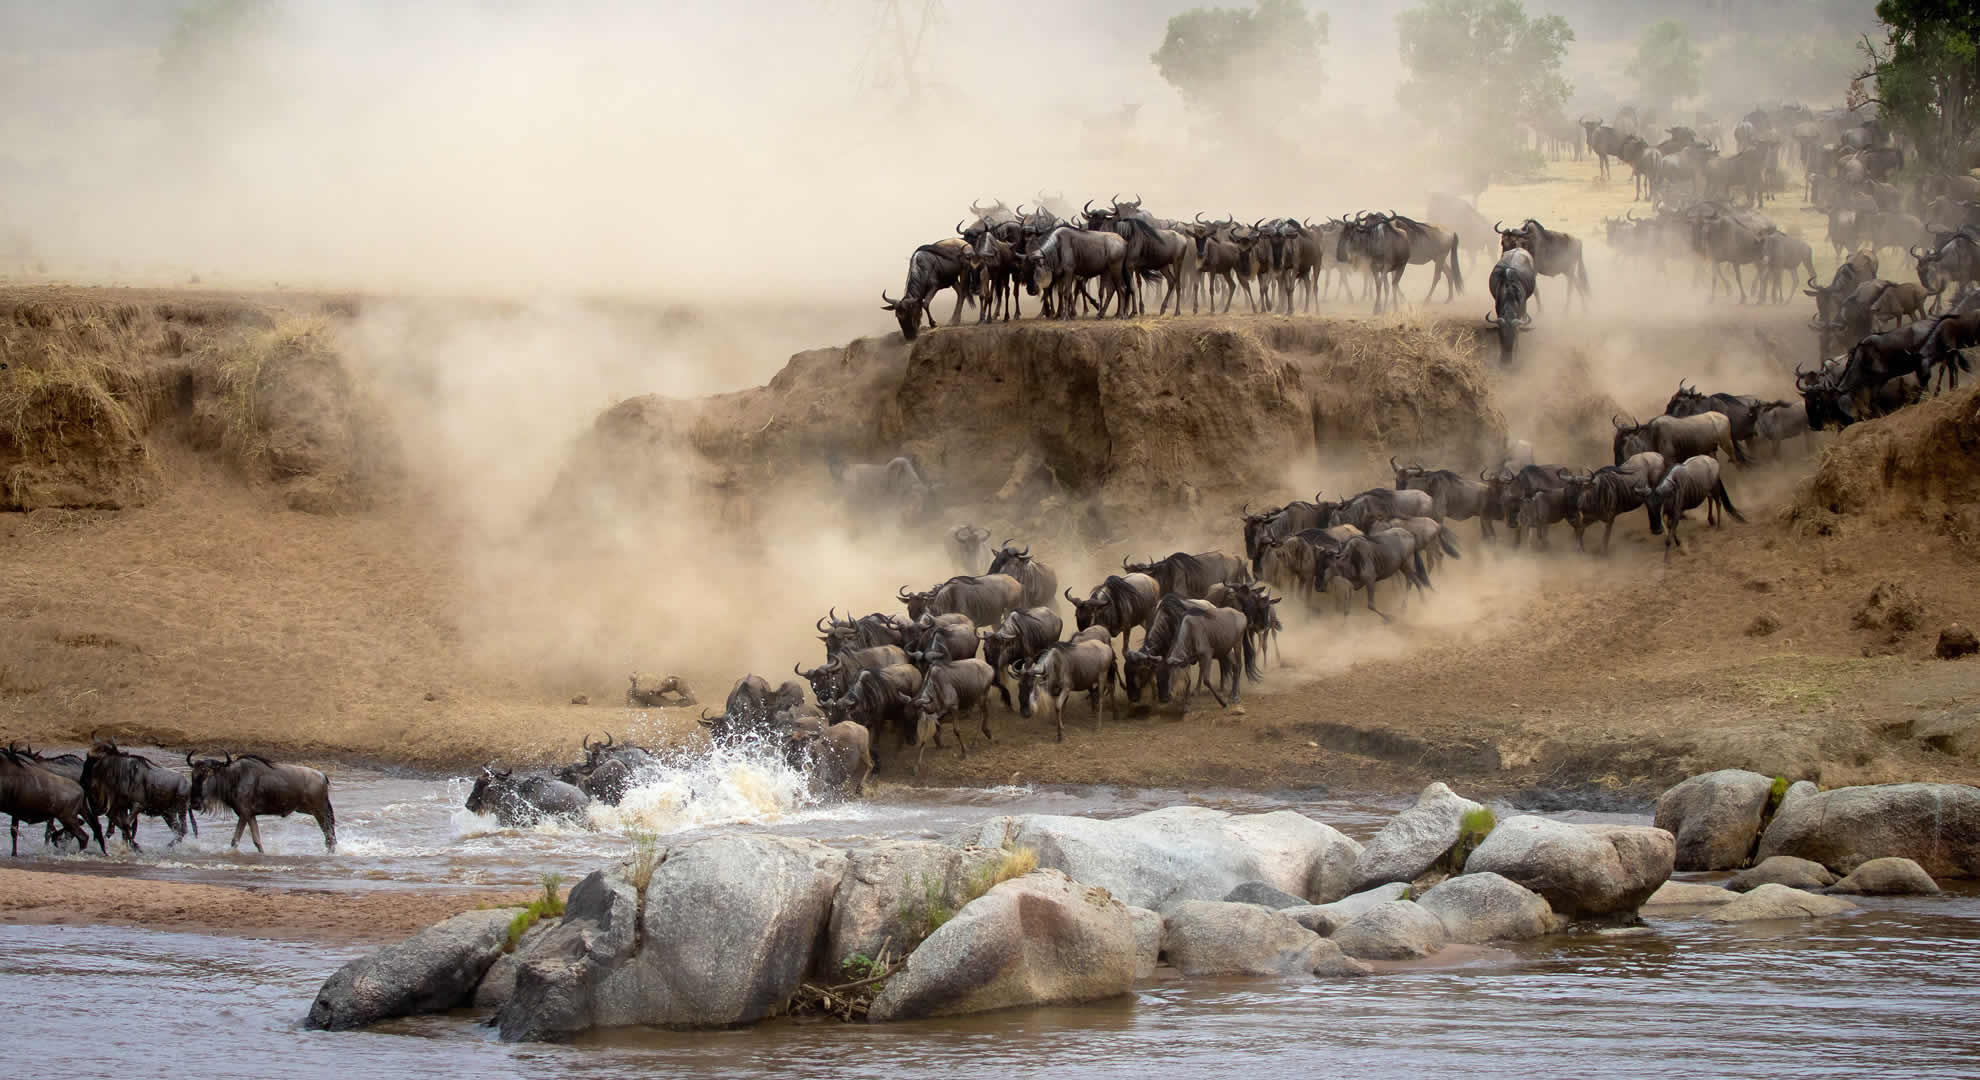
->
[0,867,534,944]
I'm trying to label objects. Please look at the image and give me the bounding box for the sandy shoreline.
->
[0,867,537,945]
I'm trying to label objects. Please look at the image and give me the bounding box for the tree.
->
[1861,0,1980,167]
[1151,0,1329,120]
[1396,0,1574,174]
[1628,20,1701,109]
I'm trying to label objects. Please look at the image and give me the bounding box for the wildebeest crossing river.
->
[5,745,1980,1078]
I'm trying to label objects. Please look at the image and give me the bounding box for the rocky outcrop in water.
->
[305,907,521,1030]
[1161,900,1370,978]
[1825,856,1941,896]
[1331,900,1450,960]
[1347,782,1485,892]
[1654,770,1776,871]
[1728,855,1836,892]
[867,869,1139,1021]
[1463,816,1674,920]
[497,834,845,1041]
[956,807,1363,911]
[1754,782,1980,877]
[1282,882,1412,935]
[1707,883,1858,922]
[822,840,1006,977]
[1415,872,1559,943]
[1642,881,1737,908]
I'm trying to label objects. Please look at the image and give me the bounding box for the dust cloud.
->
[0,2,1853,710]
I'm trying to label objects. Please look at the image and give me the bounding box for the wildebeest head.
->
[1663,381,1705,417]
[986,541,1031,578]
[184,750,235,812]
[464,766,513,815]
[880,290,925,341]
[1065,587,1105,633]
[1610,414,1646,466]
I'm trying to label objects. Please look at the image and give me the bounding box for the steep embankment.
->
[4,289,1978,797]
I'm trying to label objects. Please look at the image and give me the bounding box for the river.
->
[6,745,1980,1077]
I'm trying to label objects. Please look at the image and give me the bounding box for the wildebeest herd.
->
[0,738,335,856]
[880,193,1586,362]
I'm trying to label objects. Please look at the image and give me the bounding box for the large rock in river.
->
[497,834,846,1041]
[822,840,1006,977]
[306,907,522,1030]
[1727,855,1836,892]
[1415,872,1558,943]
[1754,782,1980,877]
[1826,856,1942,896]
[1654,769,1775,871]
[1282,882,1412,936]
[868,870,1137,1021]
[1331,900,1449,960]
[1707,883,1858,922]
[1160,900,1370,978]
[957,806,1362,910]
[1346,782,1484,892]
[1463,816,1674,920]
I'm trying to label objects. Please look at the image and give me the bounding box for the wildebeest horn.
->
[1121,555,1132,569]
[697,709,715,727]
[880,290,898,310]
[815,614,828,632]
[794,662,806,677]
[897,586,913,601]
[603,732,614,748]
[1485,311,1498,325]
[186,750,197,766]
[1612,414,1628,430]
[1013,203,1028,218]
[1195,211,1209,225]
[582,732,592,751]
[1494,220,1504,232]
[1083,198,1096,215]
[1064,587,1078,604]
[956,220,968,236]
[1018,545,1029,557]
[1389,456,1398,471]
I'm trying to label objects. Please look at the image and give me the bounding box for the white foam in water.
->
[588,739,819,835]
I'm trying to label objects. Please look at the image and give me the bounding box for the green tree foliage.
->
[1151,0,1329,119]
[1628,20,1702,109]
[1863,0,1980,167]
[1396,0,1573,174]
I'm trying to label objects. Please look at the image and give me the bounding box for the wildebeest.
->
[830,455,931,522]
[1122,551,1249,599]
[976,605,1063,707]
[1752,401,1814,457]
[1757,229,1817,304]
[1337,212,1411,313]
[1664,382,1763,450]
[1207,580,1282,663]
[908,655,999,775]
[1124,594,1217,704]
[1256,527,1359,606]
[1065,572,1160,652]
[1240,500,1327,573]
[986,542,1060,612]
[555,732,656,806]
[1325,487,1437,532]
[1642,454,1745,562]
[882,240,971,340]
[1027,225,1128,319]
[1804,251,1878,335]
[0,745,100,855]
[1613,411,1745,466]
[81,741,196,850]
[1500,219,1590,311]
[702,674,813,742]
[785,716,873,797]
[944,524,992,574]
[899,573,1024,627]
[1015,628,1119,740]
[1485,246,1536,363]
[1388,516,1462,571]
[827,664,925,749]
[626,674,695,708]
[1161,605,1255,708]
[465,767,591,827]
[1829,319,1938,414]
[186,752,336,852]
[3,745,96,849]
[1392,463,1494,540]
[1572,459,1658,553]
[818,609,906,657]
[1921,309,1980,390]
[898,612,978,665]
[1314,531,1429,621]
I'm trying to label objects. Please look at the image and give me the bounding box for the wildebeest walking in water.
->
[1641,455,1746,562]
[466,766,591,827]
[82,740,197,850]
[0,745,101,855]
[186,752,337,852]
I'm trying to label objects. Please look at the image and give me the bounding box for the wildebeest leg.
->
[316,804,337,852]
[1365,582,1391,623]
[978,697,994,744]
[949,287,967,326]
[1601,518,1616,554]
[1201,658,1228,708]
[229,813,249,850]
[9,818,16,857]
[245,813,266,853]
[1054,690,1069,742]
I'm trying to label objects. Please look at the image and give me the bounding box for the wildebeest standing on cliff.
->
[1613,411,1745,467]
[987,542,1060,612]
[0,745,101,855]
[186,752,337,852]
[1642,455,1745,562]
[1500,219,1591,312]
[882,239,971,341]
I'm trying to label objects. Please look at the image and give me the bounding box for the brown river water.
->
[7,743,1980,1078]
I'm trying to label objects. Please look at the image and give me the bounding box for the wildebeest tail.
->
[1448,235,1464,293]
[1241,630,1262,683]
[1715,481,1747,523]
[1438,527,1461,559]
